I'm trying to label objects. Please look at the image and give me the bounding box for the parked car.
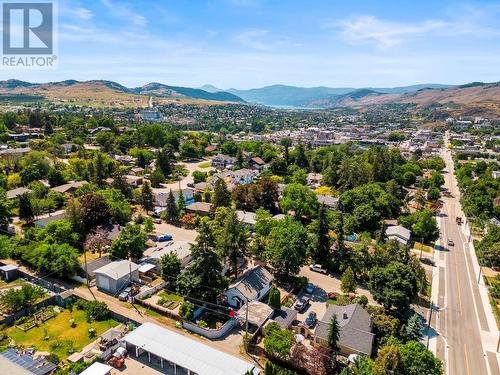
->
[187,183,195,188]
[309,264,327,274]
[447,239,454,246]
[305,311,317,327]
[157,234,173,242]
[153,218,162,224]
[294,296,310,312]
[305,283,315,294]
[118,287,131,301]
[421,257,435,266]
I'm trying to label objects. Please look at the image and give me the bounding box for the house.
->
[492,171,500,179]
[185,201,212,216]
[386,225,411,245]
[51,180,88,194]
[194,181,212,193]
[205,144,218,153]
[79,362,113,375]
[81,256,113,280]
[144,241,193,270]
[34,211,66,228]
[210,169,259,189]
[124,175,142,187]
[236,210,257,231]
[211,154,236,170]
[223,265,274,308]
[317,195,340,210]
[307,173,323,187]
[313,304,375,356]
[271,307,298,329]
[0,264,19,282]
[122,322,258,375]
[60,143,80,154]
[0,348,57,375]
[248,157,266,171]
[0,147,31,159]
[130,167,144,176]
[94,260,139,295]
[155,189,194,207]
[6,187,32,199]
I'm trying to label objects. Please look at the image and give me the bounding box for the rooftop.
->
[122,322,257,375]
[93,260,139,280]
[228,265,274,301]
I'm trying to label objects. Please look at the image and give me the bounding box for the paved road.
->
[434,139,499,375]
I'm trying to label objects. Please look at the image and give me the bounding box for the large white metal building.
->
[121,322,259,375]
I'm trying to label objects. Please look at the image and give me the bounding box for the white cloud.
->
[100,0,147,26]
[329,16,449,48]
[72,7,93,20]
[234,29,272,51]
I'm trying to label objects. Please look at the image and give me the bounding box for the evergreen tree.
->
[141,181,154,214]
[0,189,12,228]
[92,152,107,187]
[157,146,173,176]
[211,178,231,209]
[177,189,186,214]
[47,168,65,187]
[18,192,34,224]
[295,143,308,169]
[150,168,165,188]
[112,169,132,199]
[216,209,249,278]
[235,148,245,169]
[405,313,424,342]
[328,314,340,354]
[312,203,331,264]
[160,252,181,280]
[267,285,281,309]
[341,266,357,293]
[165,190,179,222]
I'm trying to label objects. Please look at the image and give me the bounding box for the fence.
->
[182,318,237,339]
[0,295,58,326]
[16,270,66,294]
[134,281,168,300]
[134,298,181,321]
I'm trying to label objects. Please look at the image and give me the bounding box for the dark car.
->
[421,257,435,266]
[447,239,454,246]
[294,296,310,312]
[305,283,315,294]
[305,311,317,327]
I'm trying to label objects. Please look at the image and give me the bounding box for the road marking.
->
[464,344,471,375]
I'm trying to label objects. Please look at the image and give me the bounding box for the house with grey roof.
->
[386,224,411,245]
[313,303,375,357]
[94,260,139,295]
[223,265,274,308]
[51,180,88,194]
[317,195,340,210]
[6,187,32,199]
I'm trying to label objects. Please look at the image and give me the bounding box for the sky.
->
[2,0,500,89]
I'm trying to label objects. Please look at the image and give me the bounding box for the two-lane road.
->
[434,141,499,375]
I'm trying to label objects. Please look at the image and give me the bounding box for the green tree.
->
[259,176,279,212]
[156,146,173,176]
[100,189,132,225]
[216,209,249,278]
[150,168,165,187]
[47,167,65,187]
[427,187,441,201]
[143,216,154,233]
[400,341,442,375]
[279,183,318,218]
[310,203,332,264]
[95,131,115,153]
[32,243,80,278]
[164,190,179,222]
[141,181,155,214]
[176,218,227,302]
[294,143,308,169]
[369,262,418,312]
[0,189,12,228]
[177,190,186,214]
[111,169,132,199]
[110,223,147,260]
[265,216,309,280]
[264,322,294,359]
[475,225,500,268]
[327,314,340,353]
[373,345,403,375]
[405,313,424,342]
[18,192,34,224]
[341,266,357,293]
[267,285,281,309]
[280,138,292,165]
[160,252,182,280]
[211,178,231,209]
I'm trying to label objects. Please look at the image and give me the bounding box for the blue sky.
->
[3,0,500,88]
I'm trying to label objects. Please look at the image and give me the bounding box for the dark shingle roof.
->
[229,265,274,301]
[272,307,297,329]
[315,303,375,356]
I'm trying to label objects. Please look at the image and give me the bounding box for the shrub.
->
[76,300,110,322]
[179,301,194,321]
[198,320,208,328]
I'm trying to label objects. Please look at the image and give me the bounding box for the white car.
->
[309,264,328,274]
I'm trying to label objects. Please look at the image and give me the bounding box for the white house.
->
[144,241,193,271]
[94,260,139,295]
[386,225,411,245]
[223,265,274,308]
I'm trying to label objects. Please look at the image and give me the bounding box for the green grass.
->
[158,291,184,304]
[198,161,211,168]
[2,309,119,360]
[0,278,24,288]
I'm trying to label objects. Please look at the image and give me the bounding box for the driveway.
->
[295,283,328,331]
[152,159,213,194]
[152,222,197,243]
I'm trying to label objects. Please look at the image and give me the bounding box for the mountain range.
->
[1,79,499,116]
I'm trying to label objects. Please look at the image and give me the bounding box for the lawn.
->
[198,161,211,168]
[3,308,119,360]
[158,291,184,304]
[0,278,24,289]
[413,242,433,253]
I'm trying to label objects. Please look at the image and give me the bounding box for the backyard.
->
[2,308,119,360]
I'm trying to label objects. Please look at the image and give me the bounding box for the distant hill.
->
[198,84,223,93]
[0,80,245,106]
[132,82,244,102]
[227,83,454,107]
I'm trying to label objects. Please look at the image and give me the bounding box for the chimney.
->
[343,311,348,320]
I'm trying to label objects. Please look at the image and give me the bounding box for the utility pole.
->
[83,248,89,288]
[245,297,249,353]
